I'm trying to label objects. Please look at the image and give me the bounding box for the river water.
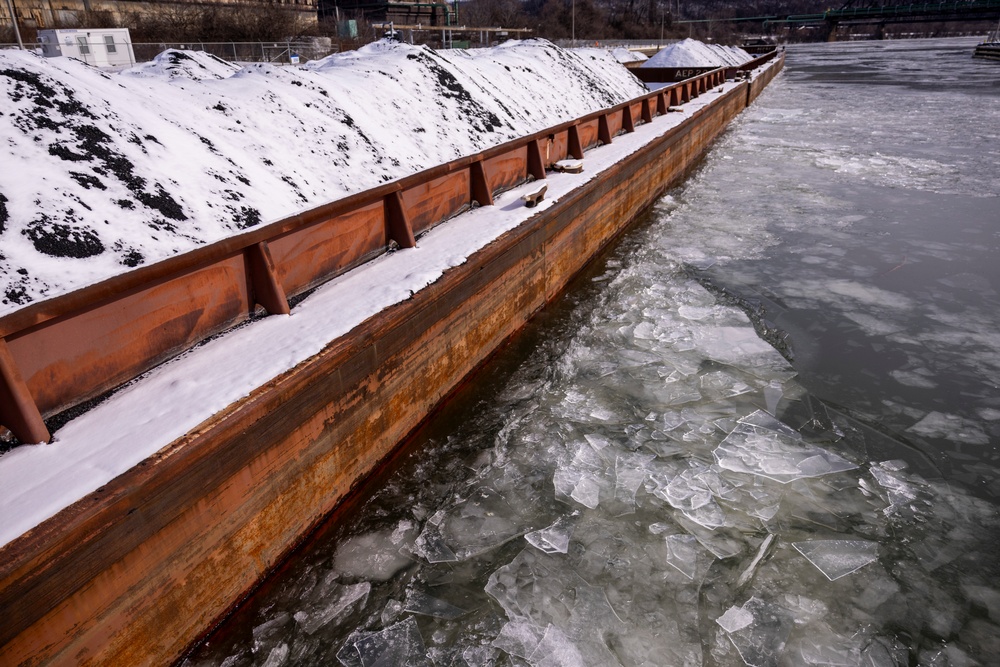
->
[186,39,1000,667]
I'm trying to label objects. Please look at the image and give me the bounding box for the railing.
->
[130,41,337,64]
[0,51,780,446]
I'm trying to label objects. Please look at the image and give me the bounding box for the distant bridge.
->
[776,0,1000,26]
[678,1,1000,34]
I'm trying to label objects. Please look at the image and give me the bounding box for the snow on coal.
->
[0,40,646,316]
[642,38,753,68]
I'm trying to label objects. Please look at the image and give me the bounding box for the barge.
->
[0,49,783,666]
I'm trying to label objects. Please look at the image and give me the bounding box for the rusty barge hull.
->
[0,57,783,666]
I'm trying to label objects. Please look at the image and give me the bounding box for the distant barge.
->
[973,41,1000,60]
[974,22,1000,60]
[0,52,783,666]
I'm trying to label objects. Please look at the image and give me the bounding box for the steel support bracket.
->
[245,241,290,315]
[470,158,494,206]
[0,338,50,444]
[385,191,416,249]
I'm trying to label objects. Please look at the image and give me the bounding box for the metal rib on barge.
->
[0,51,783,666]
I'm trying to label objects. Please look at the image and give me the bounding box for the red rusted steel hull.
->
[0,55,783,666]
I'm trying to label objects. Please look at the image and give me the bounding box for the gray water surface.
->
[186,39,1000,667]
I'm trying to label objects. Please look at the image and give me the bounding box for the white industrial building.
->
[37,28,136,67]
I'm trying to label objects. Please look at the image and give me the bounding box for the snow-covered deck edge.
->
[0,62,754,447]
[0,56,783,666]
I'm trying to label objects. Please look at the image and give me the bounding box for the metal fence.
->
[132,41,337,64]
[0,40,338,64]
[553,38,678,49]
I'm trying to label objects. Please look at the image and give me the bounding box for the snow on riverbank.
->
[0,40,646,316]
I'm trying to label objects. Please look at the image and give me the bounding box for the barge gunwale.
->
[0,54,784,666]
[0,53,779,448]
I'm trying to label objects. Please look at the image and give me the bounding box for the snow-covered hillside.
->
[0,40,646,317]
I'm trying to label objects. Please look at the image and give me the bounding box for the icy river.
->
[186,38,1000,667]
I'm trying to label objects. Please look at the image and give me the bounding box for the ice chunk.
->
[525,515,575,554]
[485,549,626,647]
[794,629,861,665]
[413,510,458,563]
[714,422,857,484]
[261,643,289,667]
[438,486,528,559]
[380,599,404,626]
[527,624,586,667]
[700,370,753,399]
[735,534,775,589]
[682,500,728,529]
[778,595,827,624]
[907,411,990,445]
[333,526,416,582]
[676,516,745,559]
[792,540,878,581]
[458,645,500,667]
[869,462,919,510]
[293,582,370,635]
[492,620,546,659]
[717,606,754,633]
[614,454,654,509]
[337,617,430,667]
[665,534,701,580]
[654,467,713,511]
[763,383,784,416]
[252,612,291,654]
[960,583,1000,621]
[720,597,794,667]
[861,637,909,667]
[554,468,602,509]
[738,410,799,437]
[403,589,467,620]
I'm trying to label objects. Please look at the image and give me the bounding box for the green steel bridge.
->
[677,1,1000,29]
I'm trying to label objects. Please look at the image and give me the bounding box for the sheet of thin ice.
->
[713,413,858,484]
[792,540,879,581]
[336,617,431,667]
[719,597,795,667]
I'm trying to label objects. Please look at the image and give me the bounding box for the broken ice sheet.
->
[336,617,431,667]
[527,624,586,667]
[525,515,575,554]
[792,540,878,581]
[614,453,654,510]
[492,620,546,659]
[700,370,754,399]
[553,468,603,509]
[436,487,528,560]
[293,582,370,635]
[717,605,754,633]
[333,525,416,582]
[665,534,702,580]
[413,511,458,563]
[718,597,794,667]
[738,410,800,437]
[791,624,862,666]
[714,421,857,484]
[403,589,467,620]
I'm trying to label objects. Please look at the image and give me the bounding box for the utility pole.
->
[571,0,575,46]
[4,0,24,49]
[660,2,664,45]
